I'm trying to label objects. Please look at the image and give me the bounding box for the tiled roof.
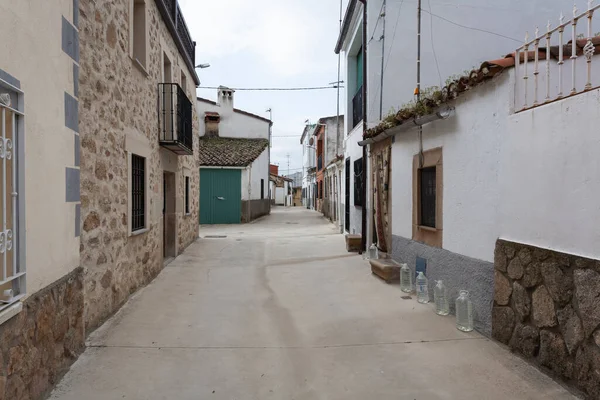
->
[199,137,269,167]
[365,36,600,140]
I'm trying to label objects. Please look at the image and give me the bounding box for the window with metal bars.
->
[131,154,145,231]
[354,158,364,207]
[419,167,436,228]
[185,176,190,214]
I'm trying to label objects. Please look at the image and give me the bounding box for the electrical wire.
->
[427,0,443,88]
[197,86,342,91]
[368,0,405,118]
[368,1,386,44]
[422,9,521,43]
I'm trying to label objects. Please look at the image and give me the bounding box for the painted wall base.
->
[391,235,494,335]
[241,199,271,223]
[0,267,84,400]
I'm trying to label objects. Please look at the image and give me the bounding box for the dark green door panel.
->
[200,169,242,224]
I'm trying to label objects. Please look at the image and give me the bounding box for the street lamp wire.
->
[197,86,343,91]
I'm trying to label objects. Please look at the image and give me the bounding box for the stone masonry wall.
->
[0,268,84,400]
[493,239,600,398]
[78,0,199,332]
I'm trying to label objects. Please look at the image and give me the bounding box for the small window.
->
[185,176,190,215]
[354,158,364,207]
[131,154,146,231]
[261,179,265,199]
[132,0,147,68]
[419,167,436,228]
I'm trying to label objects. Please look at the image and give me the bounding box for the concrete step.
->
[345,234,362,253]
[370,258,401,284]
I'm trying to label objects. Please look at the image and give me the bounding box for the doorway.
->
[163,172,177,260]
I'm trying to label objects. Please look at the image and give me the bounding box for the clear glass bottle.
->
[367,243,379,260]
[400,264,412,293]
[434,280,449,316]
[455,290,473,332]
[416,271,429,304]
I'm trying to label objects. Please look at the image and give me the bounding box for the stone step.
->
[370,258,401,284]
[345,234,362,253]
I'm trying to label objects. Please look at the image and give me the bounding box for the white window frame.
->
[0,77,25,315]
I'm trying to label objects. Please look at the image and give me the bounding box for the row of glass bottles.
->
[400,264,473,332]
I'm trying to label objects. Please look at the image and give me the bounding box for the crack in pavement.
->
[86,337,486,351]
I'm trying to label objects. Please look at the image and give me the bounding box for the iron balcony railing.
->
[317,155,323,171]
[155,0,196,71]
[158,83,193,155]
[352,86,363,129]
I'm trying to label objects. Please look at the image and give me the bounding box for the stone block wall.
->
[241,199,270,223]
[78,0,199,333]
[0,268,84,400]
[493,239,600,398]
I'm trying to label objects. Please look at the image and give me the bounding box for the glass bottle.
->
[416,271,429,304]
[455,290,473,332]
[367,243,379,260]
[434,280,449,316]
[400,264,412,293]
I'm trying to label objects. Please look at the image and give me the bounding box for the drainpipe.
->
[360,0,368,253]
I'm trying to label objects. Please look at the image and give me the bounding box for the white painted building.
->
[300,124,317,209]
[197,87,272,223]
[335,0,571,239]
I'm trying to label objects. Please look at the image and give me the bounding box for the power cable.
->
[197,86,342,91]
[422,9,521,42]
[367,1,386,44]
[368,0,405,118]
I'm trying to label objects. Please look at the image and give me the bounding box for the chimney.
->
[217,86,235,115]
[269,164,279,175]
[204,112,220,138]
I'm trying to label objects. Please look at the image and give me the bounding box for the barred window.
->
[131,154,145,231]
[185,176,190,215]
[419,167,436,228]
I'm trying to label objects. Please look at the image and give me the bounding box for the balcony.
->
[155,0,196,75]
[317,155,323,171]
[352,86,363,129]
[159,83,193,155]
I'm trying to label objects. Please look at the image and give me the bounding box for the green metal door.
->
[200,169,242,224]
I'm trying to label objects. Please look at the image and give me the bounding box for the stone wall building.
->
[0,1,84,398]
[0,0,200,398]
[78,0,200,332]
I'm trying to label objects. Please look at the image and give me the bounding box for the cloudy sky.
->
[179,0,348,175]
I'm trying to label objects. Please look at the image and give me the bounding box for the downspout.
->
[360,0,368,254]
[379,0,386,120]
[416,0,424,167]
[337,0,343,233]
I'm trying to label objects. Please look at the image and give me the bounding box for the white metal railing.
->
[515,1,600,111]
[0,100,22,312]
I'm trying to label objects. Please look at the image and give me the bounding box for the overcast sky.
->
[179,0,348,175]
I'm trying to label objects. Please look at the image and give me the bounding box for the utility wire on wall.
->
[197,86,343,91]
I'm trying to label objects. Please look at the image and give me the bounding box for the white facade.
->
[501,85,600,260]
[393,74,600,264]
[241,149,269,201]
[300,125,316,209]
[391,74,509,263]
[197,90,270,141]
[360,0,569,128]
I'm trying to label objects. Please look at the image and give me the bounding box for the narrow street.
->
[50,208,576,400]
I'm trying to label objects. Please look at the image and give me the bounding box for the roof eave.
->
[334,0,359,54]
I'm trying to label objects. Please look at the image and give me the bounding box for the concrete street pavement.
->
[50,207,579,400]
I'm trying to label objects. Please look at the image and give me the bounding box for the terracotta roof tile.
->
[199,137,269,167]
[364,35,600,140]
